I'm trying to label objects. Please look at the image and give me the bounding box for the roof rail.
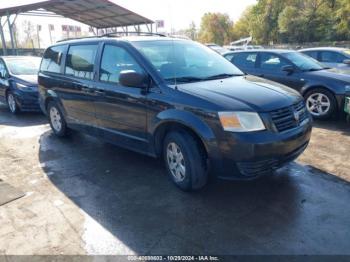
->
[56,35,100,43]
[102,32,167,37]
[56,32,167,43]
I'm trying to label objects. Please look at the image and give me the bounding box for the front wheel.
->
[163,130,208,191]
[304,88,337,120]
[47,101,68,137]
[7,92,20,114]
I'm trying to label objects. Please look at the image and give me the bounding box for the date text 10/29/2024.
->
[127,256,220,261]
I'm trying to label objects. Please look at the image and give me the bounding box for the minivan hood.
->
[305,68,350,83]
[177,75,301,112]
[12,75,38,86]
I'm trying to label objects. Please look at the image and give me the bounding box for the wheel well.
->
[154,122,208,160]
[4,89,9,101]
[45,97,54,111]
[302,86,335,97]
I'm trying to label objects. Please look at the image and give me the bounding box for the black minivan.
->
[38,35,312,191]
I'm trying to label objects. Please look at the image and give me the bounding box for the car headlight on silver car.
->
[218,111,266,132]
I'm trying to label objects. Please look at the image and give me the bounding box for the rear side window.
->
[40,45,67,73]
[320,51,346,63]
[65,44,98,80]
[99,44,144,84]
[303,51,318,60]
[231,53,257,69]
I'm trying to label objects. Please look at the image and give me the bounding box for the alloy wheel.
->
[7,93,16,113]
[50,106,62,132]
[166,142,186,182]
[306,93,331,117]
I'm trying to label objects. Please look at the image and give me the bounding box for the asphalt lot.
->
[0,102,350,255]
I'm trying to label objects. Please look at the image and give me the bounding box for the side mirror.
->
[119,70,149,88]
[282,65,295,74]
[0,71,5,79]
[343,59,350,65]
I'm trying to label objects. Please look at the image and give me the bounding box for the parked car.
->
[205,43,228,54]
[38,36,312,191]
[224,50,350,119]
[300,47,350,72]
[224,45,264,51]
[224,45,244,51]
[0,56,42,114]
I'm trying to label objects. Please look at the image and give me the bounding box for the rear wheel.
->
[163,130,208,191]
[304,88,336,120]
[7,92,20,114]
[47,101,68,137]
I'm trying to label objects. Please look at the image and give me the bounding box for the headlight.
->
[345,85,350,93]
[218,111,266,132]
[16,83,34,91]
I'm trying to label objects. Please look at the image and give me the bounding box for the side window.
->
[41,45,67,73]
[224,54,234,62]
[231,53,257,69]
[65,44,98,80]
[99,44,144,84]
[303,51,318,60]
[320,51,345,63]
[0,60,7,77]
[260,53,289,71]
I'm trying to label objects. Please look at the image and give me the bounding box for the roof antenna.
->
[168,3,177,90]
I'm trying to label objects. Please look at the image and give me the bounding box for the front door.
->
[256,52,305,91]
[93,43,148,151]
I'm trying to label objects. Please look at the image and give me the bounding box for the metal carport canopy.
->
[0,0,154,28]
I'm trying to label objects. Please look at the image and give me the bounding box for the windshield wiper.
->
[305,68,323,72]
[165,76,204,83]
[203,73,243,80]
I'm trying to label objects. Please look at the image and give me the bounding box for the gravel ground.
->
[298,119,350,182]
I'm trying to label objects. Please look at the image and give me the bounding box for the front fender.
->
[150,109,223,173]
[151,109,216,141]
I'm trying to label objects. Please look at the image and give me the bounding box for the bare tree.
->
[22,20,35,48]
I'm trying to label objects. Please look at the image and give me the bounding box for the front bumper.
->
[13,90,41,112]
[213,120,312,180]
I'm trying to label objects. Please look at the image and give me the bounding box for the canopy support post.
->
[7,13,16,55]
[0,17,7,55]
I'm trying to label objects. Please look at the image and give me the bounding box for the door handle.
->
[94,89,105,95]
[81,87,94,93]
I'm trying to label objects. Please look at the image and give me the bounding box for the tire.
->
[163,130,208,191]
[304,88,337,120]
[6,92,20,114]
[47,101,68,137]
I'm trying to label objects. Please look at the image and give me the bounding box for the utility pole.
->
[36,24,41,49]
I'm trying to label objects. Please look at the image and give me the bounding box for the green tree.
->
[231,6,254,41]
[198,13,233,45]
[334,0,350,40]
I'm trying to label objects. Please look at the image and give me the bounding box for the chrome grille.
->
[270,100,309,132]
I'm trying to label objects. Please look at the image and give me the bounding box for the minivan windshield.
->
[132,40,244,84]
[6,57,41,75]
[282,52,325,71]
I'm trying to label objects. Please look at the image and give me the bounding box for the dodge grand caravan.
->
[38,35,312,191]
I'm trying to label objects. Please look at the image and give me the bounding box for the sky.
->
[3,0,257,31]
